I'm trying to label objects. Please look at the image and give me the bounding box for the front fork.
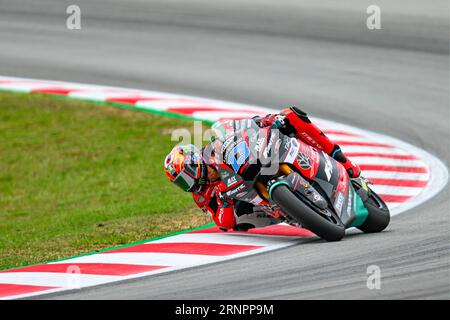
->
[255,164,293,200]
[348,176,374,227]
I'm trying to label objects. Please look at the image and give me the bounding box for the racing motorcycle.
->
[210,119,390,241]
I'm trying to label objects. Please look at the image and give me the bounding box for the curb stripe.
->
[106,97,199,104]
[0,284,58,298]
[363,171,429,180]
[0,273,122,288]
[167,106,261,115]
[352,157,425,167]
[333,141,394,148]
[345,153,419,160]
[322,130,361,137]
[102,243,264,256]
[147,233,299,246]
[360,165,428,173]
[371,185,423,196]
[189,225,314,237]
[368,179,428,188]
[337,145,412,155]
[379,195,413,203]
[52,253,227,267]
[31,88,82,95]
[0,263,168,276]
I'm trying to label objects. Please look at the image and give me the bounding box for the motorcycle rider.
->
[164,107,361,232]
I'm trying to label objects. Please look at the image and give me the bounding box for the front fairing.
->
[277,135,360,228]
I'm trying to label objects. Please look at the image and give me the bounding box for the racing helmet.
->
[164,144,208,193]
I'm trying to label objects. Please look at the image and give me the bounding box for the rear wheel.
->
[271,185,345,242]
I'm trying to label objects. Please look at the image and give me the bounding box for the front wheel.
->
[351,179,391,233]
[357,189,391,233]
[271,185,345,242]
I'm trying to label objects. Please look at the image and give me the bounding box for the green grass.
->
[0,92,211,270]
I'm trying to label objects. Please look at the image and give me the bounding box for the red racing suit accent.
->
[192,107,361,230]
[192,180,236,230]
[278,107,361,178]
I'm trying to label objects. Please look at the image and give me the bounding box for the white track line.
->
[337,146,411,154]
[363,171,429,180]
[351,157,426,167]
[370,185,423,196]
[0,273,122,288]
[54,253,227,267]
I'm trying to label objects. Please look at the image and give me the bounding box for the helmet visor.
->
[172,170,197,192]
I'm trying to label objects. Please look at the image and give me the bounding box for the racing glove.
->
[257,114,287,129]
[256,114,298,138]
[214,184,236,231]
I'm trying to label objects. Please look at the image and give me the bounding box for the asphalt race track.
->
[0,0,448,299]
